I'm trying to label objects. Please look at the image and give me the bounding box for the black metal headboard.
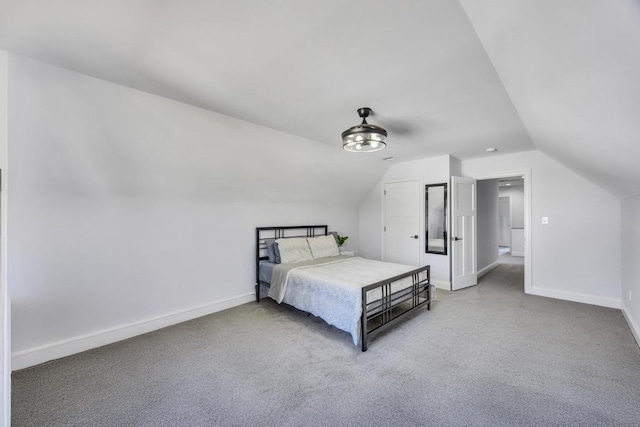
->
[255,225,328,301]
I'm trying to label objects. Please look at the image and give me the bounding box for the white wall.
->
[499,185,524,229]
[7,54,387,369]
[358,155,452,288]
[510,229,525,258]
[0,50,10,427]
[450,156,461,177]
[463,150,621,308]
[621,193,640,346]
[477,179,499,273]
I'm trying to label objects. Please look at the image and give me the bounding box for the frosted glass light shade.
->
[341,124,387,152]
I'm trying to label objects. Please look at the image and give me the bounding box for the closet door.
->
[383,180,420,266]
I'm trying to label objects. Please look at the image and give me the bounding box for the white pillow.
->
[307,235,340,259]
[275,237,313,263]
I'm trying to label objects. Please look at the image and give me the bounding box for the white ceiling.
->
[0,0,638,197]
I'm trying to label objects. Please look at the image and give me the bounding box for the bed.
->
[255,225,431,351]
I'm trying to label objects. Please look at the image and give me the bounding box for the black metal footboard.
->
[360,265,431,351]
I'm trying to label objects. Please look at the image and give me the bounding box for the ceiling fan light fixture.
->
[342,107,387,152]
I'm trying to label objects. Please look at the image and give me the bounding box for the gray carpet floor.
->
[12,262,640,426]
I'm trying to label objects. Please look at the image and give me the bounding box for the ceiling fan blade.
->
[375,116,416,136]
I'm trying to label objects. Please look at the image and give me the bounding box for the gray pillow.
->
[273,242,281,263]
[265,239,281,263]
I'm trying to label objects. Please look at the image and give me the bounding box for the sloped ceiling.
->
[460,0,640,198]
[0,1,637,197]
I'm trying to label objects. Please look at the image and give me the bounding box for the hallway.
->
[498,251,524,266]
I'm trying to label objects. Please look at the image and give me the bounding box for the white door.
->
[383,180,420,266]
[498,197,511,247]
[451,176,477,290]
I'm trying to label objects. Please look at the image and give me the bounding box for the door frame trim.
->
[467,169,532,294]
[381,178,423,264]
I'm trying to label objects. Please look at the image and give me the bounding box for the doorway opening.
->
[496,178,525,272]
[473,170,531,294]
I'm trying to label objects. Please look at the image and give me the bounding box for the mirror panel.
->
[425,183,447,255]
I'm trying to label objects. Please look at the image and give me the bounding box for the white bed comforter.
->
[268,256,419,345]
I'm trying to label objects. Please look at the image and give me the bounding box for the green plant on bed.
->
[336,234,349,247]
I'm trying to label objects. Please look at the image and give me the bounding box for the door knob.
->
[410,235,419,239]
[452,237,462,241]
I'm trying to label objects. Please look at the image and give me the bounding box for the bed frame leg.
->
[255,283,260,303]
[361,288,368,351]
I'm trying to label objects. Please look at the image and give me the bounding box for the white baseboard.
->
[478,260,499,278]
[12,293,255,371]
[511,251,524,257]
[432,279,450,291]
[530,286,621,309]
[621,306,640,349]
